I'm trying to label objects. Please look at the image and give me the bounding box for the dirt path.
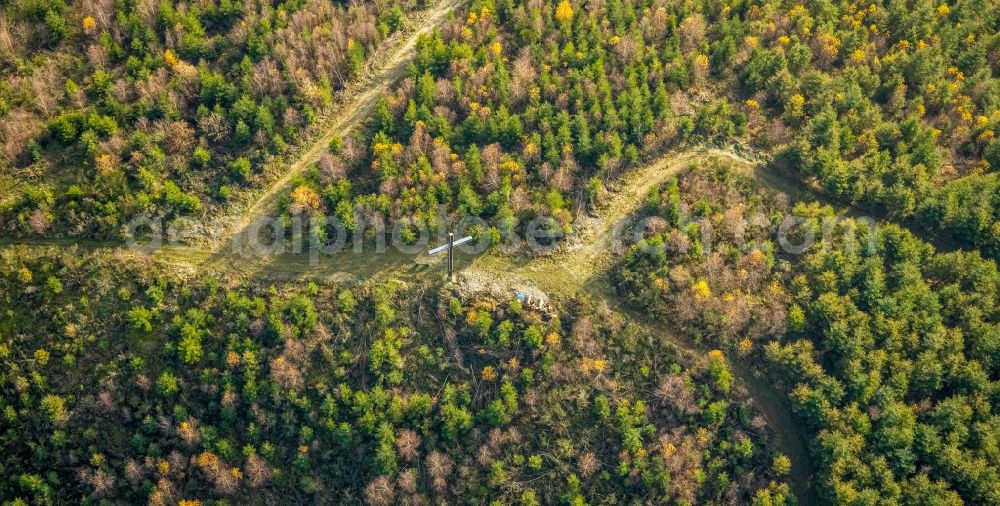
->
[464,147,760,294]
[1,0,467,284]
[0,147,819,502]
[458,148,817,503]
[216,0,465,253]
[599,294,816,503]
[2,146,819,501]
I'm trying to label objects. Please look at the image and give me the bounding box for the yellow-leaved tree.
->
[555,0,574,23]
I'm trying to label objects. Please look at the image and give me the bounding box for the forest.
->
[273,0,1000,258]
[0,249,794,504]
[1,0,417,236]
[2,0,998,256]
[614,160,999,504]
[0,0,999,504]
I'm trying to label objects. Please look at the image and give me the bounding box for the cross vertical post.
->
[428,232,473,281]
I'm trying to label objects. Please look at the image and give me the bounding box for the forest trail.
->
[457,148,817,503]
[463,147,759,295]
[215,0,466,253]
[1,147,816,499]
[0,148,758,282]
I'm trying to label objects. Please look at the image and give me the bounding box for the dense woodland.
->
[265,0,996,258]
[0,0,417,236]
[283,0,752,243]
[2,0,998,256]
[0,250,793,504]
[2,0,1000,504]
[614,160,1000,505]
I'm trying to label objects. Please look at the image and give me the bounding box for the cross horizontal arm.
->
[427,235,474,255]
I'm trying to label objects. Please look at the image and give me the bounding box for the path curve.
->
[2,147,818,499]
[458,148,817,502]
[0,146,837,503]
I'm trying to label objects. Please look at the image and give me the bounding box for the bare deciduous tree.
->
[318,153,347,183]
[398,468,418,494]
[365,475,395,506]
[79,468,116,496]
[269,356,304,390]
[198,111,229,142]
[425,451,452,482]
[479,144,503,191]
[28,209,51,234]
[578,452,600,476]
[245,453,272,487]
[678,14,707,53]
[163,120,196,157]
[655,373,700,416]
[251,58,285,95]
[396,429,421,462]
